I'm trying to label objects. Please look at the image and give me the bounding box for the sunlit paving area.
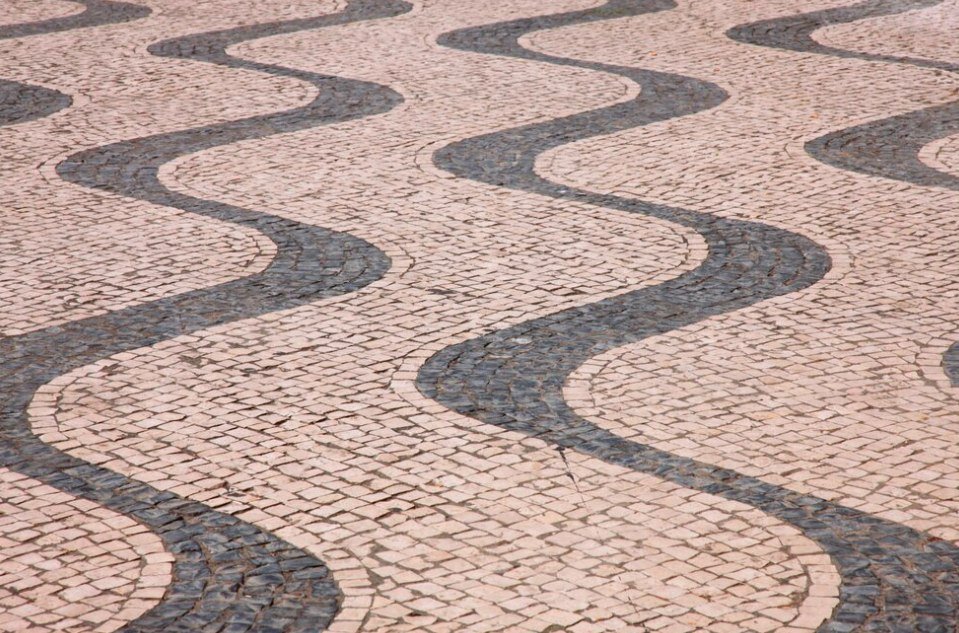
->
[2,0,959,631]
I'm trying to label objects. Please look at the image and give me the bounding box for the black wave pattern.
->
[730,0,959,191]
[0,0,149,40]
[735,2,959,428]
[416,0,959,630]
[943,342,959,387]
[0,0,411,630]
[727,0,953,72]
[0,0,150,126]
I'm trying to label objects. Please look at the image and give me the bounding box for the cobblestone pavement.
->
[2,0,959,631]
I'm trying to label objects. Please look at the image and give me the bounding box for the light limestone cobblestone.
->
[920,131,959,176]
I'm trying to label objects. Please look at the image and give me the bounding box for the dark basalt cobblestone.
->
[0,0,150,125]
[418,1,959,631]
[1,0,411,630]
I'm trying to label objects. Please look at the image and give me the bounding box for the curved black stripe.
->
[1,0,411,630]
[0,0,150,125]
[0,0,149,40]
[736,0,959,432]
[731,0,959,190]
[727,0,955,73]
[943,342,959,386]
[739,0,959,394]
[418,0,959,630]
[0,81,70,126]
[807,102,959,189]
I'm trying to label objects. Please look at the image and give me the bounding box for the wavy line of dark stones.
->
[0,81,69,126]
[0,0,149,40]
[727,0,954,72]
[738,0,959,422]
[419,1,959,630]
[807,102,959,189]
[734,0,959,491]
[730,0,959,192]
[0,0,150,125]
[1,1,411,630]
[942,342,959,387]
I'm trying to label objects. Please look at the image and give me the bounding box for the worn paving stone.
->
[2,0,959,631]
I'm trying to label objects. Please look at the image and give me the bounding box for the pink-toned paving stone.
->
[0,0,348,335]
[920,131,959,177]
[523,0,959,541]
[25,0,847,629]
[813,0,959,62]
[8,0,959,629]
[0,0,85,27]
[0,468,171,633]
[0,0,353,630]
[32,333,838,632]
